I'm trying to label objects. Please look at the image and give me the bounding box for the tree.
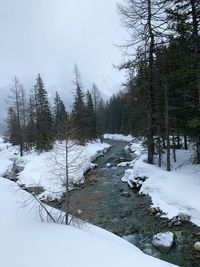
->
[118,0,167,164]
[53,92,68,140]
[166,0,200,161]
[71,65,87,144]
[25,97,36,149]
[85,90,96,140]
[35,74,53,151]
[6,77,27,156]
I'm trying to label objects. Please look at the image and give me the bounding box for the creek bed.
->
[52,140,200,267]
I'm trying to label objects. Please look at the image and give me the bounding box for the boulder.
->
[121,192,131,197]
[152,232,175,253]
[194,242,200,252]
[106,163,112,168]
[177,213,190,222]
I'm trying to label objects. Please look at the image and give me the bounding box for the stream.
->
[48,140,200,266]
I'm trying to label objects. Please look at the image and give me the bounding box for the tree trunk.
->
[184,135,188,150]
[14,77,23,157]
[147,0,155,164]
[65,138,69,225]
[165,83,171,171]
[158,136,162,167]
[172,133,177,163]
[177,134,181,149]
[196,137,200,164]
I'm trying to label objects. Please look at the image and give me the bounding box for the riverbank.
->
[57,138,200,267]
[0,139,177,267]
[2,140,110,200]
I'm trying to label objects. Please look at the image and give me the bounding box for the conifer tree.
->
[85,90,96,140]
[53,92,68,140]
[26,96,37,149]
[35,74,53,151]
[118,0,167,164]
[71,66,87,143]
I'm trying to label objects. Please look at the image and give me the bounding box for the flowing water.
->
[56,140,200,267]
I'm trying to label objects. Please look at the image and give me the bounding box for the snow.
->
[122,139,200,226]
[152,232,174,248]
[0,177,177,267]
[194,241,200,251]
[0,135,4,143]
[104,133,133,142]
[0,142,19,176]
[0,135,178,267]
[16,140,110,200]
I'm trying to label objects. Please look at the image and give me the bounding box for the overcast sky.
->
[0,0,127,117]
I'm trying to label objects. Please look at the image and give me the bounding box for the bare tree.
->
[47,123,87,225]
[7,77,27,156]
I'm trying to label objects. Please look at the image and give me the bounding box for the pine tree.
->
[71,65,87,144]
[53,92,67,140]
[25,97,36,149]
[35,74,53,151]
[85,90,96,140]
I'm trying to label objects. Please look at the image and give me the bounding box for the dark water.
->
[60,140,200,267]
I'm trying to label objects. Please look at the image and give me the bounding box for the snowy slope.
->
[0,178,177,267]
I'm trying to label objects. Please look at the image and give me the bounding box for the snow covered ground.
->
[104,133,133,142]
[0,177,177,267]
[0,142,19,176]
[0,140,110,200]
[0,138,177,267]
[122,138,200,227]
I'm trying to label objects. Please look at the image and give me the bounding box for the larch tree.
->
[7,77,27,156]
[118,0,167,164]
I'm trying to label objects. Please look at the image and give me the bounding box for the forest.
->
[6,0,200,172]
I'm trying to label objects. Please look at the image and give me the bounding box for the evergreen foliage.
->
[53,92,68,140]
[35,74,53,151]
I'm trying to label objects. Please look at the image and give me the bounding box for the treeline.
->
[104,0,200,168]
[6,67,105,156]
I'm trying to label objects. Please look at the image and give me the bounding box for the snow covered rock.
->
[121,169,147,190]
[117,161,131,167]
[177,213,190,222]
[106,163,112,168]
[103,133,133,142]
[194,242,200,252]
[152,232,175,253]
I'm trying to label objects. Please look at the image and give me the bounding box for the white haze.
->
[0,0,127,131]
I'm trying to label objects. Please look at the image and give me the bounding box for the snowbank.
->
[122,140,200,226]
[0,142,19,177]
[0,177,177,267]
[0,135,4,144]
[17,141,110,200]
[104,133,133,142]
